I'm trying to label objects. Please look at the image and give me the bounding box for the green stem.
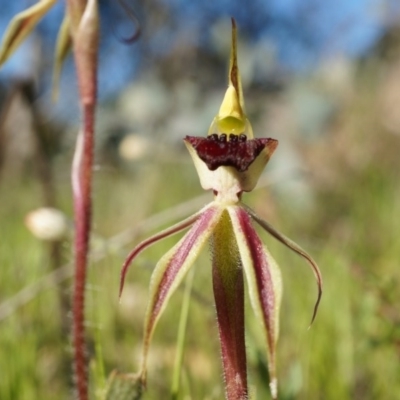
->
[171,267,195,399]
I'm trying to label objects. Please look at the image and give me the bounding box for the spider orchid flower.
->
[120,19,322,400]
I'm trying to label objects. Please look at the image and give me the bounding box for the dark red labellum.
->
[185,134,277,172]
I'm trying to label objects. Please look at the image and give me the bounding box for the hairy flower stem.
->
[69,0,99,398]
[212,211,247,400]
[71,108,95,400]
[0,0,101,397]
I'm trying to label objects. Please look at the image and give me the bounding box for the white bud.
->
[25,208,68,241]
[119,134,150,161]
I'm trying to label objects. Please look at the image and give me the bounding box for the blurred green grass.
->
[1,65,400,400]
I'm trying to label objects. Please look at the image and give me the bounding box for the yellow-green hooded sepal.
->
[208,18,253,138]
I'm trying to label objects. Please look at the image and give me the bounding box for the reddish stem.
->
[72,104,95,400]
[69,0,99,398]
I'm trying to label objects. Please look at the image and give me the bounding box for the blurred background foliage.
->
[1,0,400,399]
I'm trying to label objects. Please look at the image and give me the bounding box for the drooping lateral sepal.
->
[139,204,224,383]
[211,210,248,400]
[228,206,282,400]
[120,204,215,298]
[243,204,323,325]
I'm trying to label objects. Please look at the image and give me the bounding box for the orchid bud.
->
[25,207,68,241]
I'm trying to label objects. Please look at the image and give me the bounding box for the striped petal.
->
[228,206,282,400]
[0,0,56,65]
[119,203,215,298]
[243,204,323,325]
[211,210,247,400]
[139,204,223,382]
